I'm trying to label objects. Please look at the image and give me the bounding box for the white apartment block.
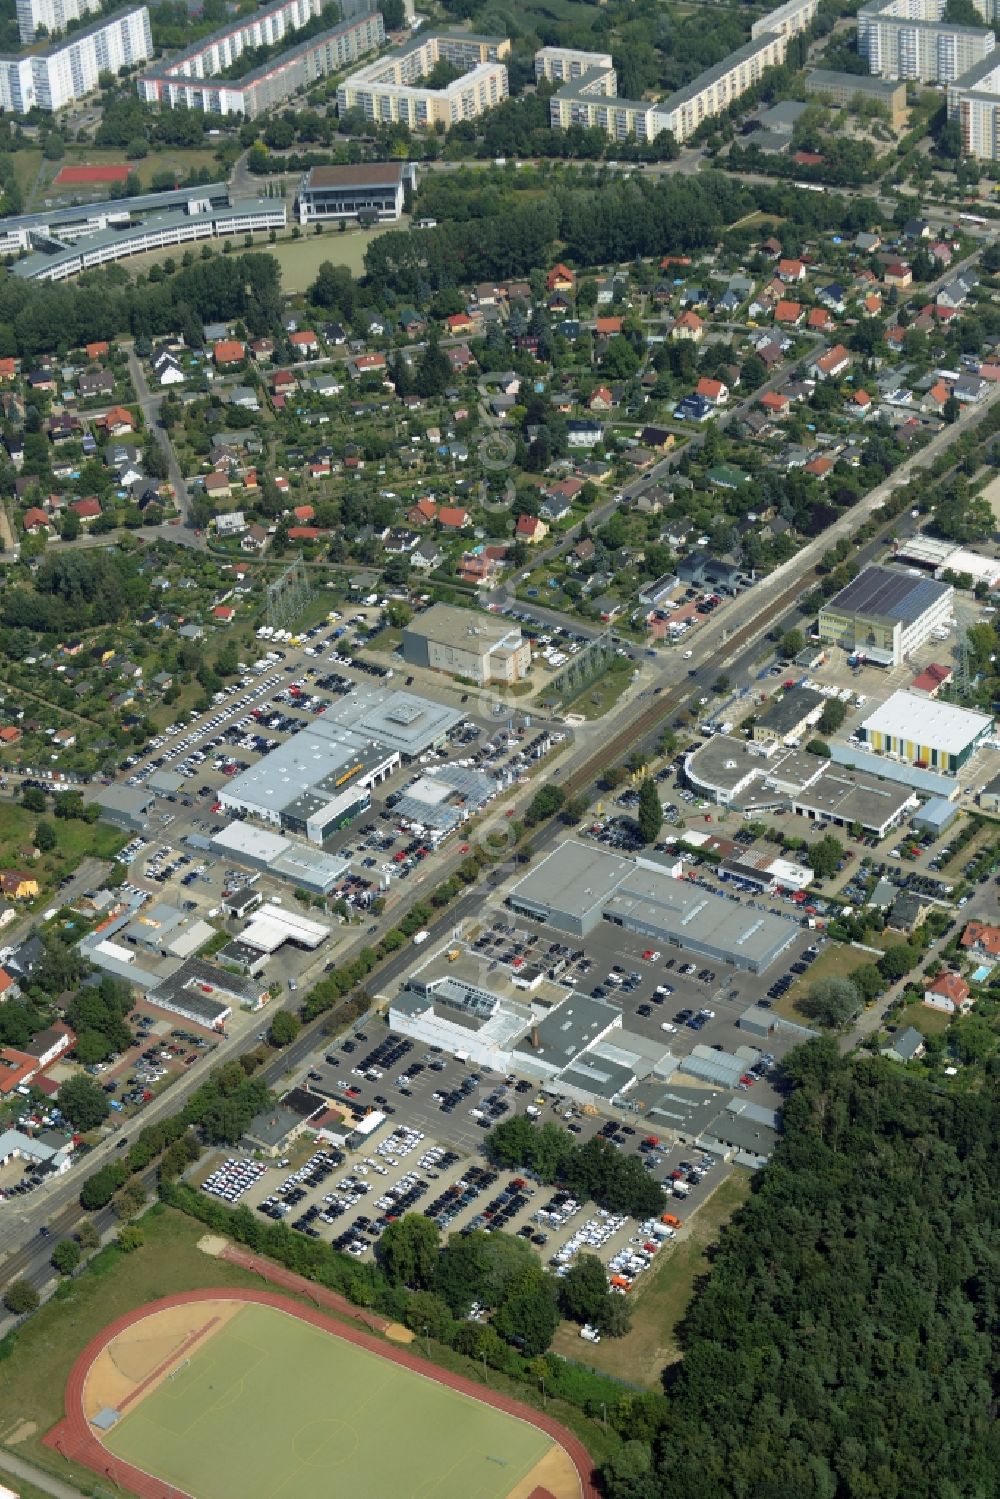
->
[138,8,383,117]
[548,31,789,143]
[0,6,151,112]
[16,0,102,44]
[859,0,994,82]
[337,31,509,127]
[948,52,1000,155]
[751,0,820,41]
[534,46,614,86]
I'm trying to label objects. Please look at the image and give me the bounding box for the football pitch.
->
[103,1302,554,1499]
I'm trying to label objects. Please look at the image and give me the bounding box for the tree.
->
[268,1010,300,1047]
[807,833,843,879]
[637,778,663,845]
[800,976,860,1028]
[22,785,46,813]
[415,330,451,398]
[57,1075,110,1131]
[112,1180,147,1220]
[51,1239,82,1275]
[492,1266,559,1356]
[779,628,805,658]
[76,1219,100,1250]
[34,820,57,853]
[3,1279,40,1315]
[118,1225,144,1252]
[559,1254,611,1325]
[376,1213,440,1289]
[818,697,846,735]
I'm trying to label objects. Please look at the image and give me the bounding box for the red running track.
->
[44,1288,600,1499]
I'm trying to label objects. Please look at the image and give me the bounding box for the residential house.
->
[759,390,790,416]
[921,380,950,416]
[445,312,475,336]
[408,498,439,527]
[817,283,846,313]
[960,920,1000,959]
[348,353,387,379]
[695,377,728,405]
[807,306,835,333]
[151,349,184,385]
[78,369,115,399]
[213,339,246,368]
[458,551,499,586]
[515,514,548,544]
[883,263,912,288]
[588,385,614,412]
[671,312,704,342]
[436,506,470,531]
[22,507,52,535]
[203,472,231,501]
[215,511,246,538]
[774,299,804,327]
[809,345,851,381]
[71,497,102,524]
[953,374,987,404]
[567,419,604,448]
[410,538,443,571]
[290,330,320,357]
[595,316,623,337]
[881,1027,925,1063]
[0,871,39,900]
[923,972,972,1014]
[547,263,575,293]
[241,524,268,554]
[638,425,675,452]
[102,405,134,437]
[777,258,806,283]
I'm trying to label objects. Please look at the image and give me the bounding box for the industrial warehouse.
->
[817,565,954,665]
[218,688,463,841]
[856,690,993,773]
[506,841,800,972]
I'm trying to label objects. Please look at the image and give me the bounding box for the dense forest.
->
[601,1040,1000,1499]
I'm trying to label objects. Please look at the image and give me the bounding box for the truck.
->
[661,1212,683,1228]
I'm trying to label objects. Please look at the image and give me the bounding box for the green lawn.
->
[0,801,124,899]
[780,942,876,1022]
[106,1301,553,1499]
[551,1171,752,1386]
[558,660,634,720]
[894,1000,952,1038]
[0,1209,264,1482]
[264,225,405,291]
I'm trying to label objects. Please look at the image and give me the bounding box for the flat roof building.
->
[93,783,154,831]
[752,686,825,746]
[210,823,350,892]
[508,840,799,972]
[857,690,993,773]
[806,67,907,126]
[791,763,916,837]
[818,564,953,665]
[337,31,509,128]
[297,160,414,225]
[859,0,994,83]
[402,604,531,685]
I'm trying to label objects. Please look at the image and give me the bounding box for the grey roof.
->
[807,68,904,96]
[604,867,799,969]
[93,784,153,818]
[0,183,229,238]
[887,1025,925,1061]
[558,1055,634,1100]
[509,840,635,922]
[679,1045,747,1088]
[823,565,951,626]
[404,603,524,657]
[755,686,825,735]
[148,957,263,1016]
[793,764,915,832]
[245,1105,302,1149]
[512,993,619,1068]
[659,32,781,114]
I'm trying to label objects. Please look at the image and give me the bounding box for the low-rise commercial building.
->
[401,604,531,684]
[296,161,415,224]
[818,564,953,665]
[857,690,992,772]
[508,841,799,972]
[13,191,286,283]
[805,67,907,126]
[752,686,825,746]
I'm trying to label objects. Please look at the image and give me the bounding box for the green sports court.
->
[101,1301,562,1499]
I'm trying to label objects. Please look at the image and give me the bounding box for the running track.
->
[44,1288,600,1499]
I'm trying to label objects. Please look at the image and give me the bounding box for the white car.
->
[683,649,694,659]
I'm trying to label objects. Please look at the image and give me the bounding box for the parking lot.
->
[215,1093,729,1289]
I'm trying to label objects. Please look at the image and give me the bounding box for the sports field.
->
[98,1300,565,1499]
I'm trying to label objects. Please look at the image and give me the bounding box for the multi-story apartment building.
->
[0,6,151,112]
[16,0,102,44]
[750,0,820,41]
[534,45,614,86]
[859,0,994,82]
[139,8,383,116]
[337,31,509,127]
[546,31,790,143]
[948,51,1000,155]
